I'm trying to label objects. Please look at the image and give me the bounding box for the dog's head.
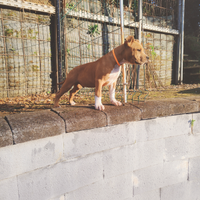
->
[124,36,149,65]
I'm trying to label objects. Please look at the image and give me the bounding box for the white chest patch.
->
[107,64,121,85]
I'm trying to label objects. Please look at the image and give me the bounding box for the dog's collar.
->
[112,49,121,66]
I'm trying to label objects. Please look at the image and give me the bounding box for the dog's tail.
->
[57,81,64,85]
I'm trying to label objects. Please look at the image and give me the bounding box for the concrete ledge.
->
[103,104,141,125]
[52,106,107,132]
[133,98,199,119]
[5,110,65,144]
[1,97,200,147]
[0,118,13,147]
[183,96,200,107]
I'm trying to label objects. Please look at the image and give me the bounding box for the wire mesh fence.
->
[0,7,52,98]
[60,0,178,103]
[0,0,179,104]
[141,0,178,89]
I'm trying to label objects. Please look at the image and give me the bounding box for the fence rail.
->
[66,10,179,35]
[0,0,55,14]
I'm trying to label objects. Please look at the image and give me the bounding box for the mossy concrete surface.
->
[0,96,200,148]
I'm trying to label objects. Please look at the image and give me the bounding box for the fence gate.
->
[58,0,179,103]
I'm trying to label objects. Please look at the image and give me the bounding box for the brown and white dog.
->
[54,35,149,110]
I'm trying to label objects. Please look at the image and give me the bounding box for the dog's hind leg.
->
[95,79,105,111]
[53,79,74,107]
[69,84,82,105]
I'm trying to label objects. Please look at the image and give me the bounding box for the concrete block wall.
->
[0,98,200,200]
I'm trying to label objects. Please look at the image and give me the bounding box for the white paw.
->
[95,103,105,111]
[70,101,76,106]
[111,99,122,106]
[95,96,105,111]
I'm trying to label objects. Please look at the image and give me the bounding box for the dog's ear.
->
[124,36,135,47]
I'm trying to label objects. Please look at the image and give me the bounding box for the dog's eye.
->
[137,49,141,52]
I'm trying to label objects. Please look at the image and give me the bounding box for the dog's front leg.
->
[95,80,105,111]
[109,82,122,106]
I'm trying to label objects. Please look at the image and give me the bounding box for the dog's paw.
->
[95,103,105,111]
[70,101,76,106]
[95,96,105,111]
[95,104,105,111]
[111,99,122,106]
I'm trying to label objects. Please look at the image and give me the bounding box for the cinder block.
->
[188,135,200,158]
[188,180,200,199]
[65,178,104,200]
[189,156,200,181]
[134,139,164,171]
[164,135,188,161]
[63,122,146,159]
[164,134,200,162]
[133,160,188,195]
[147,114,192,141]
[17,153,103,200]
[193,113,200,135]
[103,139,164,179]
[50,195,65,200]
[0,176,19,200]
[161,180,200,200]
[103,145,135,179]
[161,181,189,200]
[133,164,163,195]
[0,134,63,180]
[65,173,133,200]
[162,160,188,187]
[132,189,160,200]
[128,120,149,143]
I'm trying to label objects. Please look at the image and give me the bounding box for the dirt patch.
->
[0,84,200,118]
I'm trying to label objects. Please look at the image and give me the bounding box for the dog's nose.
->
[146,56,149,60]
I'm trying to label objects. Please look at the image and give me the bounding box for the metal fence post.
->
[56,0,62,87]
[180,0,185,84]
[176,0,185,85]
[175,0,181,84]
[136,0,142,89]
[120,0,127,103]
